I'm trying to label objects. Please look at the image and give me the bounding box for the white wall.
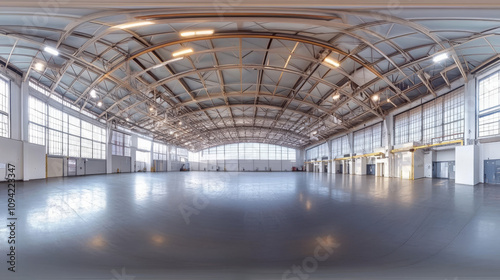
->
[456,145,480,185]
[23,142,45,181]
[413,149,425,179]
[47,157,63,178]
[435,149,456,162]
[354,158,367,175]
[112,155,131,173]
[0,138,24,181]
[423,151,435,178]
[86,159,106,175]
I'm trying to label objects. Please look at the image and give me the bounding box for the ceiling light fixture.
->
[371,94,379,101]
[178,121,183,125]
[172,48,193,58]
[114,21,154,29]
[89,89,97,99]
[97,101,103,107]
[180,30,214,37]
[332,93,340,100]
[34,62,46,72]
[126,117,130,121]
[169,131,174,135]
[433,53,449,63]
[149,106,154,111]
[324,58,340,67]
[44,46,59,56]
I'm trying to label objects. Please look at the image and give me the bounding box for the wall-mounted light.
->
[44,46,59,56]
[114,21,154,29]
[324,57,340,67]
[180,30,214,37]
[172,48,193,58]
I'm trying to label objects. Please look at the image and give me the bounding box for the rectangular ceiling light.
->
[44,46,59,56]
[114,21,154,29]
[180,30,214,37]
[324,58,340,67]
[172,48,193,57]
[433,53,449,63]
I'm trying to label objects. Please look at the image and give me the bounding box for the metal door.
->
[433,162,449,179]
[485,160,500,184]
[68,158,77,176]
[366,164,375,175]
[448,162,455,180]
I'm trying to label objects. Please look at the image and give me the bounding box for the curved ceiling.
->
[1,7,499,150]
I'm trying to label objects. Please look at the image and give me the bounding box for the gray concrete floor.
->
[1,172,500,280]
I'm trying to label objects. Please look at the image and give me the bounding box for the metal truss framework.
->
[1,7,499,150]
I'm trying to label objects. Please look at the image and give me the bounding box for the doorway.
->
[432,161,455,179]
[366,164,375,175]
[68,158,77,176]
[485,160,500,184]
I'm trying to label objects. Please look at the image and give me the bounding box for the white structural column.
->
[384,115,395,178]
[464,78,476,145]
[106,124,113,174]
[327,139,333,173]
[456,145,480,185]
[167,145,173,171]
[456,78,480,185]
[131,134,138,172]
[347,132,354,174]
[21,80,30,142]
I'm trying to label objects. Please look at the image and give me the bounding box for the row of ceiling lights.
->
[30,19,452,148]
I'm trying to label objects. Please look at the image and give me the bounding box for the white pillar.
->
[106,124,113,174]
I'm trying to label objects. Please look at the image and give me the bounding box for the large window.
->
[0,77,9,138]
[353,123,382,155]
[137,137,151,151]
[478,71,500,137]
[394,89,464,144]
[28,96,106,159]
[111,130,131,156]
[192,143,296,162]
[29,97,47,146]
[153,142,167,160]
[306,142,328,161]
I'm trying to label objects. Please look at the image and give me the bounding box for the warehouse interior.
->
[1,1,500,279]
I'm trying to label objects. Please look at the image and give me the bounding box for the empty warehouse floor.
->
[1,172,499,279]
